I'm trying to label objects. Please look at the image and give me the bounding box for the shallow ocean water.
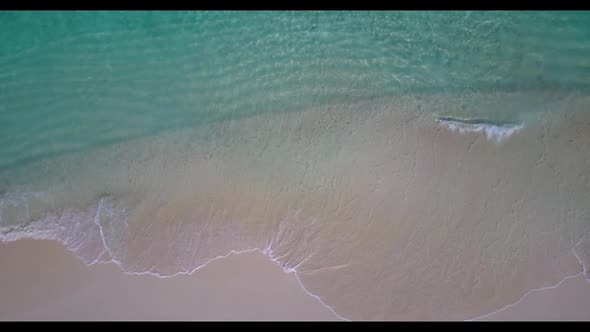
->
[1,11,589,320]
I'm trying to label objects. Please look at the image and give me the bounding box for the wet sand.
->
[1,239,589,321]
[1,95,590,320]
[476,273,590,321]
[0,239,340,321]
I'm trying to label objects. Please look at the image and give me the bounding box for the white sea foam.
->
[0,190,352,320]
[436,116,524,143]
[0,194,116,265]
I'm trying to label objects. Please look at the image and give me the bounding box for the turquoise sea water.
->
[1,11,590,320]
[1,11,590,171]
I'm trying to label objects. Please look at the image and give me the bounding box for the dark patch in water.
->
[435,116,521,127]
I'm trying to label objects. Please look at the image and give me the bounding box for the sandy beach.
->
[0,239,340,321]
[476,272,590,321]
[0,239,588,321]
[2,11,590,323]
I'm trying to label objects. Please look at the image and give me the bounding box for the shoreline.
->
[1,239,589,321]
[1,95,589,320]
[0,239,342,321]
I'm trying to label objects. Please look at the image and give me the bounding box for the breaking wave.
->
[436,117,524,143]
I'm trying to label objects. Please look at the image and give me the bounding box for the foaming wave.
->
[436,116,524,143]
[0,190,350,319]
[0,193,118,265]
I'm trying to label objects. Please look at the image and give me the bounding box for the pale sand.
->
[1,239,589,321]
[0,239,340,321]
[476,274,590,321]
[3,95,590,320]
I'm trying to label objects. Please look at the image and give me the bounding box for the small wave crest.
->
[436,116,523,143]
[0,192,118,265]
